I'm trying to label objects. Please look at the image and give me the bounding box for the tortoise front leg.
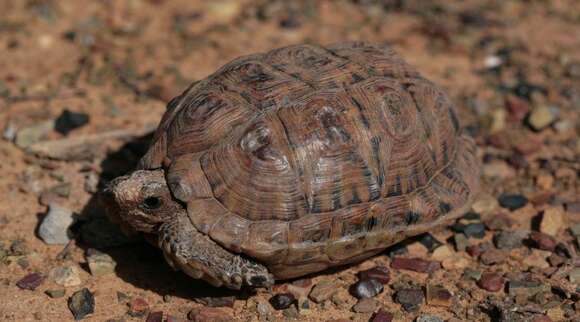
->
[158,211,274,290]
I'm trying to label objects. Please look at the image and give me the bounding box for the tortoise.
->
[103,42,480,290]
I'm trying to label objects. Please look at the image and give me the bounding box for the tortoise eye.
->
[143,196,162,210]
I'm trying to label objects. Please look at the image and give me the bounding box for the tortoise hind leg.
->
[158,211,274,290]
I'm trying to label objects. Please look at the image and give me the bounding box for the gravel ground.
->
[0,1,579,321]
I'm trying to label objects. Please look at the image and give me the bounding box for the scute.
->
[140,42,480,277]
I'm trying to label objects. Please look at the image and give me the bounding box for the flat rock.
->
[442,256,470,270]
[37,204,74,245]
[309,280,339,303]
[68,288,94,320]
[493,230,528,249]
[16,272,44,290]
[370,309,394,322]
[352,298,378,313]
[357,266,390,284]
[395,288,424,312]
[508,280,549,297]
[189,307,233,322]
[539,206,567,236]
[50,266,82,287]
[86,250,117,277]
[426,284,453,307]
[15,120,54,148]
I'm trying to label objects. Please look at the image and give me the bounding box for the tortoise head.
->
[102,169,183,234]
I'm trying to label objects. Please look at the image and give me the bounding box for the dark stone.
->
[68,288,95,320]
[395,288,424,312]
[498,194,528,211]
[349,278,383,299]
[370,309,394,322]
[391,257,440,273]
[55,109,90,135]
[146,311,163,322]
[385,243,408,258]
[453,223,486,239]
[16,273,44,290]
[416,233,443,252]
[357,266,390,284]
[196,296,235,308]
[269,293,296,310]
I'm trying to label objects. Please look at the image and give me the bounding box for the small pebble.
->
[442,256,470,270]
[453,223,486,239]
[370,309,394,322]
[54,109,90,135]
[463,269,482,281]
[349,278,383,299]
[416,315,444,322]
[282,306,300,319]
[508,280,549,297]
[416,233,443,252]
[498,194,528,211]
[37,204,74,245]
[477,273,504,292]
[309,280,339,303]
[391,257,440,273]
[45,289,66,298]
[529,232,557,251]
[539,206,567,236]
[431,245,453,261]
[51,266,81,287]
[493,230,528,249]
[395,288,424,312]
[196,296,235,308]
[479,249,505,265]
[146,311,163,322]
[527,105,556,131]
[357,266,390,284]
[87,250,117,276]
[188,307,233,322]
[425,284,453,307]
[68,288,95,320]
[453,234,469,252]
[14,120,54,148]
[269,293,296,310]
[16,273,44,290]
[128,297,149,317]
[352,298,378,313]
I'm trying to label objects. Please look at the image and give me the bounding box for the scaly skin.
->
[102,169,274,289]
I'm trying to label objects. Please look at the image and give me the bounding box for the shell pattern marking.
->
[138,42,479,274]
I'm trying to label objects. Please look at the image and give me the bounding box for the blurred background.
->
[0,1,579,321]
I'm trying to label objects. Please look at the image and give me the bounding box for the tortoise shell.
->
[139,42,480,278]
